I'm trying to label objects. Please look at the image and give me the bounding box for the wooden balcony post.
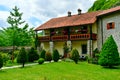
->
[68,27,70,40]
[88,25,93,58]
[90,25,92,40]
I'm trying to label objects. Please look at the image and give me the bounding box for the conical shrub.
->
[53,49,60,62]
[71,48,79,64]
[40,49,46,59]
[98,35,120,68]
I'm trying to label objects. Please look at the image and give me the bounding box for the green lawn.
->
[0,61,120,80]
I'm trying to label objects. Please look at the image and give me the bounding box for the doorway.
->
[82,45,87,54]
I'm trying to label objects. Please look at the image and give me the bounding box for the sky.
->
[0,0,96,29]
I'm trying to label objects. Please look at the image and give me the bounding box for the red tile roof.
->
[35,11,102,31]
[98,6,120,16]
[35,6,120,31]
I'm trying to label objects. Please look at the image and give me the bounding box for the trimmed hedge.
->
[38,58,44,64]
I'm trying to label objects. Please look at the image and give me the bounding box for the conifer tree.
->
[98,35,120,68]
[28,47,39,62]
[17,47,27,67]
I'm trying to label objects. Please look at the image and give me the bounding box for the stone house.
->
[97,6,120,53]
[35,6,120,57]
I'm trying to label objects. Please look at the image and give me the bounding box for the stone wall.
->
[98,12,120,52]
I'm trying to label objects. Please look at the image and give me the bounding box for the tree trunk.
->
[12,45,15,62]
[23,62,25,68]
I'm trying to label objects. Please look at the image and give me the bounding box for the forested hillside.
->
[88,0,120,12]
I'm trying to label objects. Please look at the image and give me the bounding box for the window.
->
[107,22,115,30]
[82,45,87,54]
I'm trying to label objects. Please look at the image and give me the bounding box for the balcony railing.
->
[38,36,50,41]
[70,34,97,40]
[38,34,97,41]
[70,34,90,40]
[52,35,68,41]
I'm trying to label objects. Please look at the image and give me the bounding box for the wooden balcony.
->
[52,35,68,41]
[70,34,97,40]
[38,36,50,41]
[38,34,97,41]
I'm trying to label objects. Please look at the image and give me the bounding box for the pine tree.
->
[6,6,33,62]
[0,53,3,69]
[98,35,120,68]
[17,47,27,67]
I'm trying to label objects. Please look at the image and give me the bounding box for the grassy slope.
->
[0,62,120,80]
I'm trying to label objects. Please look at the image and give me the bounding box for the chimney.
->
[78,9,81,15]
[68,11,71,17]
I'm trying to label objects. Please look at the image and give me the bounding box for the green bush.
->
[0,53,3,69]
[98,35,120,68]
[71,48,79,64]
[17,47,27,67]
[2,53,10,65]
[38,58,45,64]
[40,49,46,59]
[28,47,39,62]
[45,51,52,62]
[53,49,60,62]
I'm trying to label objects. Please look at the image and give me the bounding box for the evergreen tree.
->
[71,48,79,64]
[17,47,27,67]
[0,53,3,69]
[4,6,34,61]
[53,49,60,62]
[28,47,39,62]
[40,49,46,59]
[98,35,120,68]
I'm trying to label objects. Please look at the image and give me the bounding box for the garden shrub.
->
[28,47,39,62]
[98,35,120,68]
[71,48,79,64]
[38,58,45,64]
[2,53,10,65]
[0,53,3,69]
[40,49,46,59]
[17,47,27,67]
[63,42,69,58]
[45,51,52,62]
[53,49,60,62]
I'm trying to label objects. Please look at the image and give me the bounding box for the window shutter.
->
[112,22,115,29]
[107,23,110,29]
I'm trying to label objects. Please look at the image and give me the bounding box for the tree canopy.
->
[0,6,35,47]
[88,0,120,12]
